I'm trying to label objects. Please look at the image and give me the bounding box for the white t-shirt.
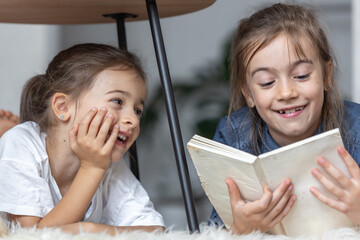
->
[0,121,164,227]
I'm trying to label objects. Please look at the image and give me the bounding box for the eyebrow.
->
[106,90,145,106]
[250,59,314,77]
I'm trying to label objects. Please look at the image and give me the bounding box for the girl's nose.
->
[276,78,299,100]
[121,109,140,128]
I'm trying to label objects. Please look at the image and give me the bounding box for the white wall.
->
[0,24,61,114]
[353,0,360,103]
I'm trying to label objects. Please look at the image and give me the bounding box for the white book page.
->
[258,129,355,237]
[187,136,262,228]
[189,135,257,163]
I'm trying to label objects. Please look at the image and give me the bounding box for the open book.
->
[187,128,356,237]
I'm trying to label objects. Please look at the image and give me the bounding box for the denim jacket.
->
[209,100,360,226]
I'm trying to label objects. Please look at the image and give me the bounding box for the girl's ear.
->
[51,92,72,122]
[324,60,333,91]
[241,85,255,108]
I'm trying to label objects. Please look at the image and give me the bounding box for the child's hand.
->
[310,146,360,224]
[226,177,296,234]
[69,107,119,171]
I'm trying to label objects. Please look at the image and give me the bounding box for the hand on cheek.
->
[310,146,360,224]
[69,107,119,171]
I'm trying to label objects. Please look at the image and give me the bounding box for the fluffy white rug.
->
[1,221,360,240]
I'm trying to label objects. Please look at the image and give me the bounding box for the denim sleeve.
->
[208,207,224,227]
[213,116,228,144]
[343,101,360,166]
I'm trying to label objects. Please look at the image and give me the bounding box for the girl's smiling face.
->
[72,67,146,162]
[244,34,328,146]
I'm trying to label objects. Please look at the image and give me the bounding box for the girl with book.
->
[0,43,164,234]
[209,3,360,235]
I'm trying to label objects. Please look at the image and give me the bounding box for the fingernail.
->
[101,107,106,111]
[338,146,345,153]
[114,124,119,129]
[312,169,320,175]
[92,107,97,111]
[108,114,113,118]
[318,157,325,164]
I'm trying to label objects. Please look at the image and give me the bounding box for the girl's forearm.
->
[37,166,106,228]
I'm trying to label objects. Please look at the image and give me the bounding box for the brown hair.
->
[229,3,344,154]
[20,43,146,133]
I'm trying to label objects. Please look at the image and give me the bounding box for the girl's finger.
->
[69,123,79,150]
[269,194,296,227]
[265,182,294,220]
[337,146,360,179]
[96,113,115,144]
[311,167,344,200]
[316,156,351,189]
[310,186,343,212]
[247,185,272,214]
[266,178,291,211]
[103,124,119,153]
[78,107,98,137]
[87,107,108,139]
[226,177,244,206]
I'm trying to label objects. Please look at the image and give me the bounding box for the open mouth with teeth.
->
[277,105,305,114]
[116,134,128,144]
[106,131,129,146]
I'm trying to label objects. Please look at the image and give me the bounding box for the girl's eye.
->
[260,81,275,87]
[294,73,310,80]
[135,109,143,117]
[111,98,123,105]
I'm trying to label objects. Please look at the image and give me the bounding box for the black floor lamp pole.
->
[145,0,199,233]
